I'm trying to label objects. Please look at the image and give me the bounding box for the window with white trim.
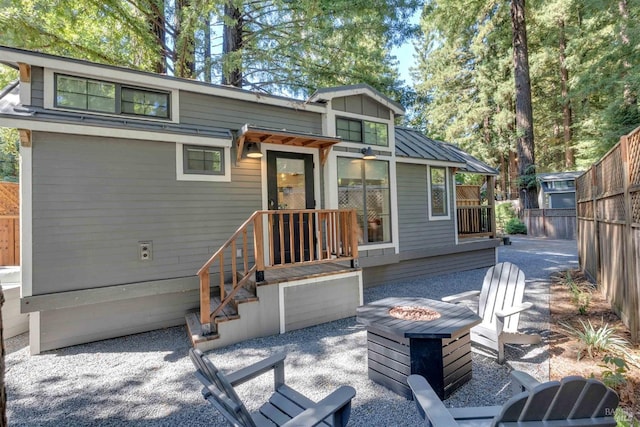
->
[429,166,449,219]
[183,145,224,175]
[176,143,231,182]
[337,157,391,244]
[55,74,170,119]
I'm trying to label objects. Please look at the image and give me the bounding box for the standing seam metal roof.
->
[395,127,498,175]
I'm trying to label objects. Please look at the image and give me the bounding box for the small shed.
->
[536,171,582,209]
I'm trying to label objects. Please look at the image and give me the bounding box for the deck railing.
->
[197,209,358,334]
[457,205,494,238]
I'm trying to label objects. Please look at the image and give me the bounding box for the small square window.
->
[183,145,224,175]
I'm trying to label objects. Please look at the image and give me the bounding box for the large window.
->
[183,145,224,175]
[337,157,391,244]
[429,166,449,219]
[55,74,170,119]
[336,117,388,146]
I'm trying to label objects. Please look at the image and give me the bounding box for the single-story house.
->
[537,171,583,209]
[0,46,499,354]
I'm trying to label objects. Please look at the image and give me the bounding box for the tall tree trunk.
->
[174,0,196,78]
[559,19,574,169]
[148,0,166,74]
[204,13,212,83]
[222,2,243,87]
[510,0,537,209]
[619,0,637,117]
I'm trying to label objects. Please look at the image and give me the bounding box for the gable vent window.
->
[55,74,170,119]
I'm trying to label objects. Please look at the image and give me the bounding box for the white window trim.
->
[328,150,398,253]
[428,165,451,221]
[44,68,180,124]
[176,142,231,182]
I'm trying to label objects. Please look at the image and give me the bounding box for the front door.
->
[267,151,315,264]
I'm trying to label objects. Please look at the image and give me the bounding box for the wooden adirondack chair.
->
[407,371,619,427]
[189,348,356,427]
[442,262,541,363]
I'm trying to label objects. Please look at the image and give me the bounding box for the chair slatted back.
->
[493,377,619,426]
[478,262,525,332]
[190,348,256,427]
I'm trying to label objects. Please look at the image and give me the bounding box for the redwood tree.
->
[511,0,538,208]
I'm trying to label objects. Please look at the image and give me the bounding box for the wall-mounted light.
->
[361,146,376,160]
[246,143,263,158]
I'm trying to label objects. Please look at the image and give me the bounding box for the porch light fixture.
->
[361,146,376,160]
[246,143,263,158]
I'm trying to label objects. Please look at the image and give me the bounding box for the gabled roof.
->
[308,84,405,116]
[537,171,583,181]
[438,141,499,175]
[395,127,498,175]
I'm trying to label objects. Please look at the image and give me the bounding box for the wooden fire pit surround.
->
[356,297,481,400]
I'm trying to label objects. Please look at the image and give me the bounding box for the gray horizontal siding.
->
[31,66,44,108]
[31,132,262,295]
[362,248,496,288]
[180,91,322,134]
[332,95,390,120]
[36,282,199,352]
[397,163,456,251]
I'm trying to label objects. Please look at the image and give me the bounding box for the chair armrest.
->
[227,353,287,388]
[441,290,480,304]
[495,302,533,319]
[509,370,541,394]
[407,375,459,426]
[448,406,501,420]
[281,386,356,427]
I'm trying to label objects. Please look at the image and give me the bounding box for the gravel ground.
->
[5,236,578,426]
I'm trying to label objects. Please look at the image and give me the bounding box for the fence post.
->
[592,167,601,284]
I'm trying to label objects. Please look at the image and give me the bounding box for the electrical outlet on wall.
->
[139,241,153,261]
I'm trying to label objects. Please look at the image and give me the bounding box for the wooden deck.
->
[259,262,358,286]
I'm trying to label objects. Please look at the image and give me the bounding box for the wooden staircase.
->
[186,209,359,348]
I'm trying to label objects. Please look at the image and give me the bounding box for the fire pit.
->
[357,297,481,400]
[388,306,441,321]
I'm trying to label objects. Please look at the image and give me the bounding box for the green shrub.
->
[496,202,517,233]
[599,355,629,389]
[504,218,527,234]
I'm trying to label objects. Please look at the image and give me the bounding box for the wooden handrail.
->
[197,209,358,334]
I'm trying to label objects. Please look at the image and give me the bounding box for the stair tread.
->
[210,297,240,322]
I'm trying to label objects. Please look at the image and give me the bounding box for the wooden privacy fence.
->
[576,126,640,341]
[0,182,20,266]
[523,208,576,240]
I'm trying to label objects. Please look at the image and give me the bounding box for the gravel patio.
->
[6,236,578,426]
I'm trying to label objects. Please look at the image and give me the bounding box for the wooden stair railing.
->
[197,209,359,335]
[457,205,495,238]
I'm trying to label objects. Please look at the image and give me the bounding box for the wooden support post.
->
[487,176,496,238]
[350,210,359,260]
[254,214,265,282]
[199,271,211,334]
